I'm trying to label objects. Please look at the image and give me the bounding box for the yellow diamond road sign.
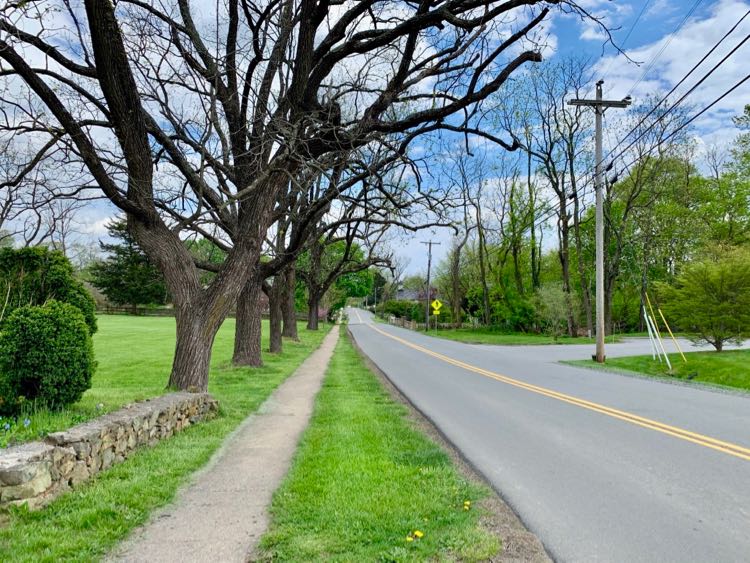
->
[431,299,442,312]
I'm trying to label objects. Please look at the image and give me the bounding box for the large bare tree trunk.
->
[130,219,265,391]
[307,292,320,330]
[281,267,299,340]
[233,277,263,367]
[168,305,222,391]
[268,279,283,353]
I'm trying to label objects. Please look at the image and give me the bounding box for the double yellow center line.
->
[363,317,750,463]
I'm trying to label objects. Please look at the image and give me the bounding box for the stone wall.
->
[0,392,218,509]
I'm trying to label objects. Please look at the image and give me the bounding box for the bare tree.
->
[498,57,593,336]
[0,0,600,390]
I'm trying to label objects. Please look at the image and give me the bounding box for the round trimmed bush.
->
[0,300,95,414]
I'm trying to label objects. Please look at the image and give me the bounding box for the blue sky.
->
[398,0,750,275]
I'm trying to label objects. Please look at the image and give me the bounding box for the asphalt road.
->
[347,308,750,563]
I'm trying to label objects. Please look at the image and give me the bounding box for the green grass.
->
[258,328,499,562]
[0,315,330,562]
[2,315,194,446]
[423,327,621,346]
[568,348,750,391]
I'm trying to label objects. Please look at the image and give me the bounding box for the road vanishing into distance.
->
[347,308,750,563]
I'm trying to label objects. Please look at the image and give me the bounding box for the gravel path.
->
[108,328,339,563]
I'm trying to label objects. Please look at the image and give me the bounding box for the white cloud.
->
[644,0,678,20]
[596,0,750,148]
[580,25,609,41]
[575,0,634,42]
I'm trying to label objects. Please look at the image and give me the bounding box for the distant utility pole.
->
[568,80,631,363]
[421,240,440,331]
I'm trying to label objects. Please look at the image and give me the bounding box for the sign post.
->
[431,299,442,332]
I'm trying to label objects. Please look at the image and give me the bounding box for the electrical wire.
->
[519,69,750,234]
[603,10,750,170]
[572,11,750,196]
[608,71,750,184]
[626,0,706,97]
[598,0,654,89]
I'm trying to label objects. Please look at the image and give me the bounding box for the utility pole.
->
[568,80,631,363]
[421,240,440,331]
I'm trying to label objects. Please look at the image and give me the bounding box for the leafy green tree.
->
[337,269,373,300]
[658,248,750,351]
[364,269,387,306]
[298,239,381,329]
[0,230,13,248]
[0,246,97,333]
[89,219,168,309]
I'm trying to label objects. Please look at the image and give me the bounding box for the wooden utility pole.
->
[568,80,631,363]
[421,240,441,331]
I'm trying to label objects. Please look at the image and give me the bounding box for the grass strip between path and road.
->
[0,316,330,562]
[567,348,750,392]
[257,327,499,562]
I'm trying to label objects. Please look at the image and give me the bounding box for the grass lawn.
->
[423,326,621,346]
[568,348,750,392]
[257,328,499,562]
[0,315,329,562]
[2,315,197,446]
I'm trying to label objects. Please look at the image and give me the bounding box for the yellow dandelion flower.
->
[406,536,414,542]
[414,530,424,538]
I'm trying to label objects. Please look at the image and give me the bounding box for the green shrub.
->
[657,246,750,351]
[0,301,95,414]
[0,247,97,334]
[382,299,411,319]
[534,283,568,339]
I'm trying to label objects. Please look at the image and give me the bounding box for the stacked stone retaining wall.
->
[0,392,218,509]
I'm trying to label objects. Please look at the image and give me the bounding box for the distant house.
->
[395,287,437,301]
[396,287,420,301]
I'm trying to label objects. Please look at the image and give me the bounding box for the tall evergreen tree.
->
[90,220,168,309]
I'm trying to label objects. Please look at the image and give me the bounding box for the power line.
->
[598,0,654,87]
[420,240,440,330]
[621,0,654,48]
[603,11,750,169]
[609,71,750,184]
[626,0,706,97]
[572,12,750,198]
